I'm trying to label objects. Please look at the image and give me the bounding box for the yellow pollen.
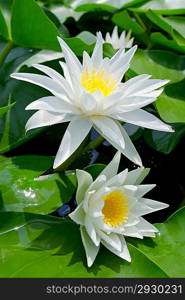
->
[81,68,117,96]
[102,190,129,227]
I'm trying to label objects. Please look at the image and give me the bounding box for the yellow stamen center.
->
[102,190,129,227]
[81,68,117,97]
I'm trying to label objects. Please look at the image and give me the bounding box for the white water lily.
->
[69,151,169,267]
[101,26,134,49]
[11,36,173,169]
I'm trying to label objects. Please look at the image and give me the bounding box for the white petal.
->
[80,92,97,115]
[112,26,119,43]
[136,184,156,198]
[123,74,157,96]
[103,91,127,111]
[109,46,137,74]
[53,117,92,169]
[105,32,112,44]
[99,151,121,180]
[123,185,138,197]
[141,198,169,212]
[93,217,124,234]
[88,174,107,193]
[11,73,69,100]
[92,116,125,151]
[59,61,72,86]
[141,231,156,237]
[136,217,158,233]
[131,202,158,217]
[25,110,72,132]
[91,36,103,68]
[126,37,134,48]
[131,79,169,96]
[120,30,126,43]
[106,169,128,187]
[76,169,93,204]
[85,216,100,247]
[114,109,174,132]
[69,202,85,225]
[57,37,82,94]
[116,121,142,166]
[124,168,150,185]
[83,175,107,213]
[80,226,100,267]
[109,47,125,66]
[33,63,73,99]
[118,95,160,112]
[96,229,122,252]
[57,37,82,74]
[25,96,75,114]
[82,51,92,70]
[123,226,143,239]
[124,213,140,227]
[101,235,131,262]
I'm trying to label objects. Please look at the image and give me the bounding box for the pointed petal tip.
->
[87,259,94,268]
[57,36,67,49]
[53,160,60,170]
[162,202,170,209]
[57,36,62,43]
[10,73,17,79]
[168,126,175,133]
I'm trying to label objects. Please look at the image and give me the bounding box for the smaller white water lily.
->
[101,26,134,50]
[11,36,173,170]
[69,151,169,267]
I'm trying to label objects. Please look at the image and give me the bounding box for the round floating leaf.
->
[151,32,185,54]
[156,93,185,123]
[130,49,185,123]
[130,49,185,83]
[0,212,168,278]
[11,0,61,51]
[144,124,185,154]
[0,155,77,214]
[129,207,185,277]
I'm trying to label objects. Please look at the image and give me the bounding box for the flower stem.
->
[0,41,14,68]
[85,135,104,151]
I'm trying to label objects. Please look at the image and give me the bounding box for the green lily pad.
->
[130,49,185,83]
[129,207,185,277]
[151,32,185,54]
[156,92,185,123]
[0,155,77,214]
[130,49,185,123]
[144,124,185,154]
[0,212,168,277]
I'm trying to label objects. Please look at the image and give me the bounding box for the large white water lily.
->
[69,151,169,267]
[101,26,134,49]
[11,36,173,169]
